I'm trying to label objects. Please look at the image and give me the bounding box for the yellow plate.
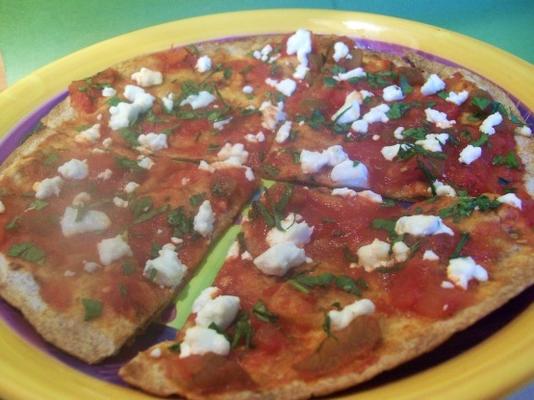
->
[0,9,533,400]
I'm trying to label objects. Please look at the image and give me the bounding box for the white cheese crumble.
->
[102,137,112,148]
[265,78,297,97]
[75,124,100,143]
[458,144,482,165]
[446,90,469,106]
[101,86,116,97]
[213,117,232,131]
[131,67,163,87]
[497,193,522,209]
[72,192,91,207]
[299,145,348,174]
[381,144,401,161]
[425,108,456,129]
[479,112,503,135]
[332,41,350,62]
[447,257,488,289]
[432,179,456,197]
[363,103,390,124]
[179,326,230,358]
[137,156,154,170]
[253,44,273,62]
[149,347,162,358]
[415,133,449,152]
[97,168,112,181]
[328,299,375,331]
[245,167,255,181]
[241,251,252,261]
[253,242,306,276]
[33,176,63,199]
[0,200,5,214]
[286,29,312,79]
[138,132,168,152]
[420,74,446,96]
[515,125,532,137]
[112,197,128,208]
[331,187,357,197]
[330,160,369,188]
[395,215,454,237]
[358,190,383,203]
[259,101,286,131]
[275,121,292,144]
[244,131,265,143]
[423,250,439,261]
[393,126,405,140]
[161,93,174,112]
[382,85,404,102]
[242,85,254,94]
[333,67,366,82]
[58,159,88,180]
[195,55,212,73]
[192,287,220,313]
[195,295,240,329]
[351,119,369,133]
[193,200,215,238]
[180,91,216,109]
[60,207,111,237]
[97,235,133,266]
[143,243,188,287]
[109,85,155,130]
[441,281,455,289]
[356,239,409,272]
[266,213,314,247]
[331,91,361,124]
[124,181,140,193]
[216,142,249,167]
[83,261,100,273]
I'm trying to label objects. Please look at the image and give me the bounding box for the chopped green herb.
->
[118,283,128,298]
[371,218,401,242]
[381,198,397,208]
[471,96,491,111]
[322,313,333,337]
[386,102,411,120]
[189,193,206,207]
[5,216,21,231]
[417,159,437,196]
[437,91,449,100]
[401,127,427,141]
[398,143,447,160]
[492,152,520,169]
[106,96,121,106]
[43,152,60,167]
[167,207,193,236]
[223,67,233,80]
[252,300,278,323]
[28,199,48,211]
[231,312,253,349]
[122,260,136,276]
[168,342,181,352]
[366,70,397,88]
[450,232,470,259]
[334,275,367,296]
[439,195,501,221]
[8,242,46,262]
[115,156,142,172]
[289,273,366,296]
[253,201,275,227]
[130,196,153,220]
[308,110,326,130]
[323,77,337,87]
[82,298,103,321]
[470,133,489,147]
[399,75,413,95]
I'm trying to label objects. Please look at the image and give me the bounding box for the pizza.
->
[0,27,532,398]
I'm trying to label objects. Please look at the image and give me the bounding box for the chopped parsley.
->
[492,152,520,169]
[398,143,447,160]
[386,102,411,120]
[401,127,427,141]
[450,232,470,259]
[121,260,136,275]
[323,76,337,87]
[399,75,413,95]
[167,207,193,236]
[439,195,501,221]
[322,313,333,337]
[189,193,206,207]
[288,272,367,296]
[262,164,280,178]
[366,70,397,88]
[231,312,253,349]
[28,199,48,211]
[252,300,278,323]
[470,133,489,147]
[82,298,103,321]
[118,128,139,147]
[8,242,46,263]
[5,216,21,231]
[371,218,401,242]
[115,156,142,172]
[168,342,181,353]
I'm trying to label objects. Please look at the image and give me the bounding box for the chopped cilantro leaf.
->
[386,102,411,120]
[399,75,413,95]
[252,300,278,323]
[231,312,253,349]
[8,242,46,262]
[450,232,470,259]
[189,193,206,207]
[29,199,48,211]
[470,133,489,147]
[439,195,501,221]
[492,152,520,169]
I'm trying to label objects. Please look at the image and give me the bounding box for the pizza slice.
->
[260,32,533,201]
[0,138,257,363]
[119,183,534,398]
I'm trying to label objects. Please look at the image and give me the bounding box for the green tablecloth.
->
[0,0,533,85]
[0,1,533,398]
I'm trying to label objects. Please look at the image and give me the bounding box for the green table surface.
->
[0,0,533,85]
[0,1,533,398]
